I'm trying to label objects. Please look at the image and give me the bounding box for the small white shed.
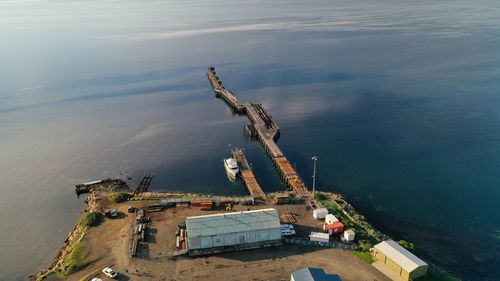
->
[343,229,355,242]
[309,232,330,243]
[325,214,339,224]
[312,208,329,220]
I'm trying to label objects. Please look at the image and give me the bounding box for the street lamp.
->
[311,156,318,195]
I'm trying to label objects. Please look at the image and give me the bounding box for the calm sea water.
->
[1,0,499,280]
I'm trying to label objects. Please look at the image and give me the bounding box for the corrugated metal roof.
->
[313,208,328,214]
[324,222,343,229]
[291,268,342,281]
[374,240,428,272]
[186,208,281,237]
[310,232,330,239]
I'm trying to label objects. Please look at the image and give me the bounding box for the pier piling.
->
[207,67,309,197]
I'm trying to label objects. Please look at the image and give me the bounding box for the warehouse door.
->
[239,234,245,243]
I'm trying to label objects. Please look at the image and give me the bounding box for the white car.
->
[281,224,294,230]
[102,267,118,278]
[281,229,296,236]
[91,278,103,281]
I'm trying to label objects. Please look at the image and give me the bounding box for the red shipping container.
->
[323,221,344,235]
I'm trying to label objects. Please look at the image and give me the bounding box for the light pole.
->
[311,156,318,196]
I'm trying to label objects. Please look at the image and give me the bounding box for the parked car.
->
[281,224,294,230]
[127,206,135,213]
[91,278,103,281]
[106,209,118,218]
[102,267,117,278]
[281,229,296,236]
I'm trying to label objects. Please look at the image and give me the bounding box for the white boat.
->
[224,158,239,178]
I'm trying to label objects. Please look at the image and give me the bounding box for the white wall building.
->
[186,208,282,255]
[309,232,330,243]
[313,208,329,220]
[325,214,339,224]
[343,229,355,242]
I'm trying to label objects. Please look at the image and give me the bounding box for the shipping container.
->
[309,232,330,243]
[323,221,344,235]
[343,229,355,242]
[313,208,329,220]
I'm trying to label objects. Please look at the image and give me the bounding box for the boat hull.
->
[224,159,239,178]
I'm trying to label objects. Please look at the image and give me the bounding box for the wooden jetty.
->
[232,148,266,200]
[206,67,245,113]
[207,67,309,197]
[133,174,154,195]
[75,178,128,195]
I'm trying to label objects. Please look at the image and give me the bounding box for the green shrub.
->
[351,251,374,264]
[79,212,102,228]
[397,240,416,252]
[109,192,131,203]
[57,241,88,276]
[314,193,329,201]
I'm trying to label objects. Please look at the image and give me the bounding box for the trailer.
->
[309,232,330,243]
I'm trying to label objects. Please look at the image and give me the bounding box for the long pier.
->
[206,67,245,113]
[232,148,266,200]
[207,67,308,197]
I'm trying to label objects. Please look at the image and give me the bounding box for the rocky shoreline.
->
[31,180,459,281]
[31,195,98,281]
[30,180,232,281]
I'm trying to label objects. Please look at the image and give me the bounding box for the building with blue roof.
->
[290,268,342,281]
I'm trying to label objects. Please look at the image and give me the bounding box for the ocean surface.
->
[1,0,500,280]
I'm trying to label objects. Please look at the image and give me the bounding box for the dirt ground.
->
[46,199,389,281]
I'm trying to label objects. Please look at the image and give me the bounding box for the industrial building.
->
[372,240,428,281]
[290,268,342,281]
[185,208,282,255]
[325,214,339,224]
[342,229,355,242]
[323,221,344,235]
[309,232,330,243]
[313,208,328,219]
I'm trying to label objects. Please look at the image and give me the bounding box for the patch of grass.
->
[56,240,88,276]
[79,212,103,228]
[109,192,132,203]
[351,251,374,264]
[314,193,329,201]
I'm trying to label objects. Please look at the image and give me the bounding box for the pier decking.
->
[232,148,266,200]
[206,67,245,113]
[134,174,154,195]
[207,67,309,197]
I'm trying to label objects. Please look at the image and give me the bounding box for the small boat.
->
[224,157,239,178]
